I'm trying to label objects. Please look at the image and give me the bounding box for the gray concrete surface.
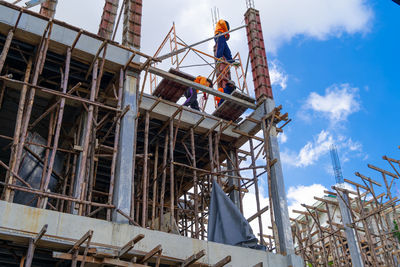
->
[0,200,303,266]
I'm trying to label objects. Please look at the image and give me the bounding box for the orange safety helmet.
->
[214,19,230,40]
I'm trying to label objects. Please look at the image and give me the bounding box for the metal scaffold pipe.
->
[155,25,247,61]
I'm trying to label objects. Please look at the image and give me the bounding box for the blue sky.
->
[271,0,400,209]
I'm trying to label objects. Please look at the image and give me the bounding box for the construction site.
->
[0,0,398,266]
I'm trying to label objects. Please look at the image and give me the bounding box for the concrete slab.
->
[57,212,113,245]
[0,1,139,71]
[0,201,303,266]
[0,199,60,234]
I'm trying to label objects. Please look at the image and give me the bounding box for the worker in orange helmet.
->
[214,19,237,65]
[183,76,212,111]
[215,80,236,107]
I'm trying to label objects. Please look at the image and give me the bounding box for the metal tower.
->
[330,145,344,185]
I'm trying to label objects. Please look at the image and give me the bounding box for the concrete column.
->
[227,150,240,210]
[112,73,137,223]
[262,98,301,266]
[337,190,364,267]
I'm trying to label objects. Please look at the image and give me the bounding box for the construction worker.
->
[215,80,236,107]
[214,19,237,65]
[183,76,212,111]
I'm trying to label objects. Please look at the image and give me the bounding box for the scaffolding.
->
[0,0,299,265]
[290,151,400,266]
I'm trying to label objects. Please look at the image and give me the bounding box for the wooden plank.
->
[213,256,231,267]
[33,224,48,245]
[152,68,195,103]
[313,197,338,206]
[53,252,147,267]
[138,244,162,264]
[368,164,398,178]
[355,172,382,187]
[67,230,93,253]
[118,234,145,258]
[247,206,269,223]
[344,179,369,191]
[212,91,254,121]
[181,250,206,266]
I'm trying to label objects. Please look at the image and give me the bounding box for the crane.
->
[329,144,344,185]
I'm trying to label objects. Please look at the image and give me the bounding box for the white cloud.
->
[278,132,288,144]
[304,84,361,124]
[15,0,374,54]
[287,184,328,217]
[269,60,288,90]
[282,130,333,167]
[259,0,373,52]
[281,130,363,168]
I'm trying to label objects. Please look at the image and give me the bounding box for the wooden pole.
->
[151,142,159,229]
[141,111,150,227]
[4,58,32,199]
[160,134,168,230]
[190,128,199,238]
[0,30,14,74]
[107,69,124,221]
[249,138,264,245]
[169,120,175,224]
[77,60,98,215]
[41,47,72,207]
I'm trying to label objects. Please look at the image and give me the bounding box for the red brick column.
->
[39,0,58,19]
[244,8,273,100]
[98,0,120,39]
[123,0,143,49]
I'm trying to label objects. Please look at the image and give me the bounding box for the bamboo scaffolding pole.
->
[39,47,72,208]
[107,69,124,221]
[37,109,55,207]
[159,133,168,230]
[190,127,199,238]
[151,142,159,229]
[75,60,98,215]
[169,120,175,224]
[249,138,264,245]
[141,111,150,227]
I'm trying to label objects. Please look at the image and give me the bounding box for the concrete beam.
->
[112,73,137,223]
[0,201,304,266]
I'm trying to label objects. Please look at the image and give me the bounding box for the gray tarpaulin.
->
[208,179,265,250]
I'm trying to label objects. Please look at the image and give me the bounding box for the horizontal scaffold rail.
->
[147,66,257,110]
